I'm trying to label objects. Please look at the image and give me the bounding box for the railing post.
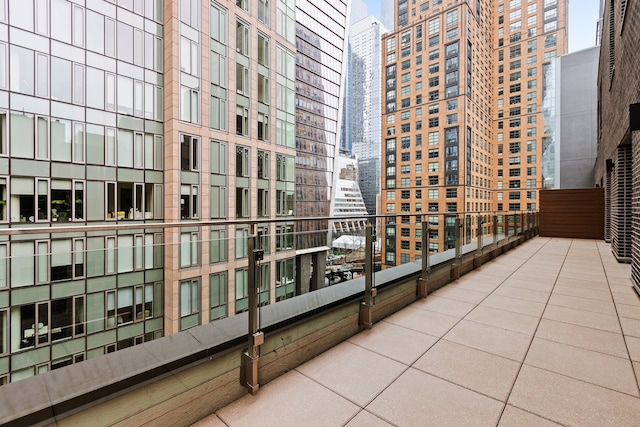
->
[359,222,376,329]
[417,215,429,298]
[451,216,461,280]
[241,224,264,395]
[519,212,524,235]
[475,215,483,267]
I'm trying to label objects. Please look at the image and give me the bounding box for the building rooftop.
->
[194,237,640,427]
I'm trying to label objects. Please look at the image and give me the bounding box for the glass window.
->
[51,0,71,42]
[36,53,48,98]
[10,112,34,159]
[236,20,249,56]
[210,273,228,320]
[10,46,34,95]
[86,10,104,54]
[9,0,33,31]
[51,57,71,103]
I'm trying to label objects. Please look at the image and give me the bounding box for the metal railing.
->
[0,210,539,425]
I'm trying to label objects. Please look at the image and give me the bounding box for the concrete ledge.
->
[0,231,535,427]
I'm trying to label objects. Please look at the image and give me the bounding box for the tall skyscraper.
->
[380,0,567,265]
[0,0,347,385]
[381,0,395,32]
[346,16,389,215]
[294,0,349,291]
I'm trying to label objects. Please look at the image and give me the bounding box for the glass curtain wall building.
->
[0,0,301,385]
[347,16,388,215]
[293,0,349,292]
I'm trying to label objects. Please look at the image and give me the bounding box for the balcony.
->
[196,238,640,426]
[0,211,639,426]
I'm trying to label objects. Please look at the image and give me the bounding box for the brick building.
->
[594,0,640,295]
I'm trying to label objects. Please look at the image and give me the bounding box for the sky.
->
[362,0,601,53]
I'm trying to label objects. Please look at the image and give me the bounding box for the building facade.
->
[294,0,349,291]
[542,46,598,189]
[594,0,640,285]
[0,0,346,385]
[347,16,388,216]
[380,0,567,266]
[330,155,368,236]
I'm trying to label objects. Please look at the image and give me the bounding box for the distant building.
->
[331,156,369,236]
[380,0,568,265]
[381,0,395,33]
[0,0,348,385]
[543,47,599,189]
[294,0,350,291]
[345,16,388,215]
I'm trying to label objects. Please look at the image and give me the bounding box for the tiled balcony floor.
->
[194,237,640,427]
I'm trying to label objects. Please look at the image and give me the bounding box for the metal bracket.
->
[416,277,428,298]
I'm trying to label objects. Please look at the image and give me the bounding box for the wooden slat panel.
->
[539,188,605,239]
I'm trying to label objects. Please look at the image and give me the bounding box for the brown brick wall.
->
[595,0,640,183]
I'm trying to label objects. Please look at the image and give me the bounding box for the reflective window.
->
[10,46,34,95]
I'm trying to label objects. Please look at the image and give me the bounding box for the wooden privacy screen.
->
[539,188,605,239]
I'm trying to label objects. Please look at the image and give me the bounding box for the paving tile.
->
[612,291,640,307]
[444,320,532,362]
[548,293,616,315]
[465,305,540,336]
[450,279,500,294]
[542,304,621,333]
[480,293,547,316]
[524,338,639,396]
[502,278,555,293]
[384,306,459,338]
[191,414,227,427]
[464,268,513,281]
[617,303,640,320]
[610,284,636,295]
[216,370,359,427]
[366,368,503,427]
[558,270,607,283]
[296,341,406,407]
[620,316,640,338]
[413,339,520,401]
[535,318,629,358]
[348,321,438,365]
[493,285,550,303]
[412,295,476,318]
[551,285,612,302]
[497,405,562,427]
[627,335,640,363]
[431,286,489,304]
[508,365,640,427]
[554,276,609,290]
[344,410,393,427]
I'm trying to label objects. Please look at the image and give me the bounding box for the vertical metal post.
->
[242,224,264,395]
[455,216,461,261]
[359,222,375,329]
[417,216,429,298]
[475,215,483,267]
[451,216,461,280]
[493,214,498,247]
[519,212,524,235]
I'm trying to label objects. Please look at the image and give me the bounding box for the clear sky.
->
[362,0,601,53]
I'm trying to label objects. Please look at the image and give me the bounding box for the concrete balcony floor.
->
[194,237,640,427]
